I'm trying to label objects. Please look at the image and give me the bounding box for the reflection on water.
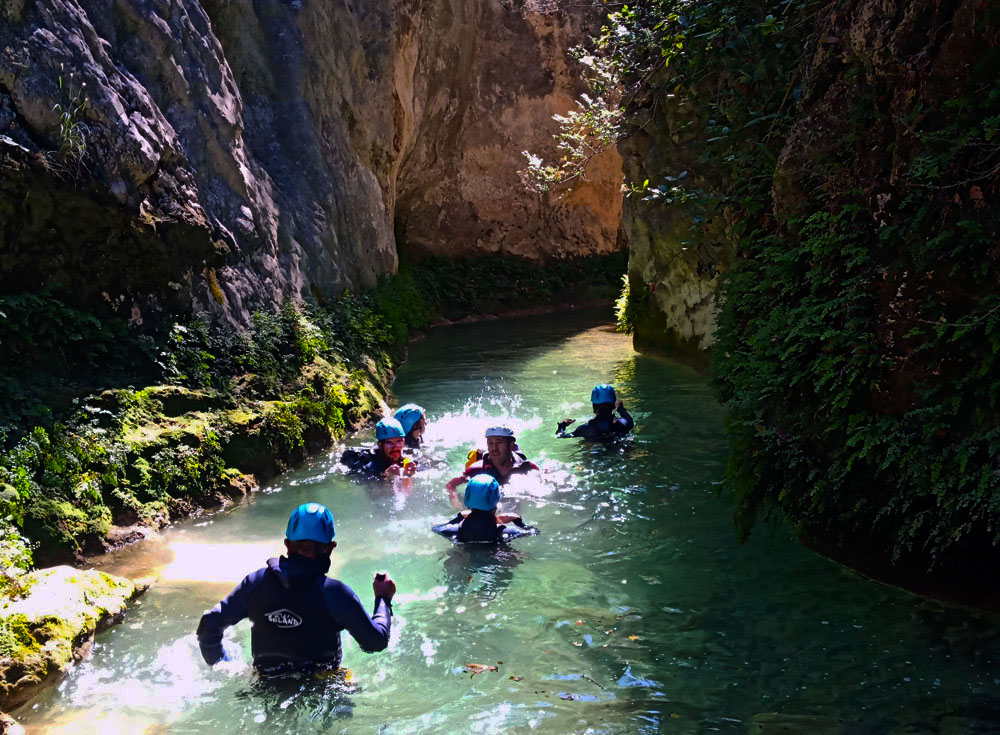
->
[15,309,1000,734]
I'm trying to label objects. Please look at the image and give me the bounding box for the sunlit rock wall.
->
[0,0,621,325]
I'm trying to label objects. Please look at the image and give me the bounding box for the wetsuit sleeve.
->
[616,407,635,433]
[556,419,597,439]
[555,420,575,438]
[324,581,392,653]
[196,573,254,665]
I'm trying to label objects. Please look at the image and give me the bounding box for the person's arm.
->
[325,577,393,653]
[446,475,468,509]
[555,418,577,437]
[615,400,635,433]
[195,574,254,665]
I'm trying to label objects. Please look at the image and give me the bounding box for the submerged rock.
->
[0,566,146,712]
[750,712,843,734]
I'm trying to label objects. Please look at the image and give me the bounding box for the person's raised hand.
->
[403,459,417,477]
[373,571,396,602]
[384,464,402,478]
[560,418,576,427]
[615,399,624,411]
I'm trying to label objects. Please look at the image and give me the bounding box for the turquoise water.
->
[15,309,1000,734]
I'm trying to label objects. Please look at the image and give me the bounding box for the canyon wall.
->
[0,0,622,325]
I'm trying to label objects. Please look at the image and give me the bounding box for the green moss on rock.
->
[0,567,144,711]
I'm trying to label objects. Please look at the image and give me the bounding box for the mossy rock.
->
[142,385,223,417]
[22,500,111,555]
[0,566,145,711]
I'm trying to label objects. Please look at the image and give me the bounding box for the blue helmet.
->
[591,384,617,404]
[375,417,406,440]
[394,404,425,435]
[286,502,336,543]
[464,474,501,511]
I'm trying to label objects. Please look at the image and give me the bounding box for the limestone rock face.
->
[617,80,729,360]
[0,0,621,324]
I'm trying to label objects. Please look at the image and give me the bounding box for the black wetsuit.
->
[556,406,634,440]
[433,510,538,543]
[340,447,396,477]
[196,554,391,670]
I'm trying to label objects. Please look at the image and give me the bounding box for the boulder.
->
[0,566,146,712]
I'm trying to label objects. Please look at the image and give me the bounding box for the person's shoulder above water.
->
[555,384,635,440]
[434,474,539,543]
[340,417,418,478]
[196,502,396,671]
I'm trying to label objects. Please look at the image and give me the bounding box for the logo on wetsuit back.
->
[264,609,303,628]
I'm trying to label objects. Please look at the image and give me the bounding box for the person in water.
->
[196,502,396,671]
[434,474,537,543]
[393,403,426,448]
[340,417,417,478]
[446,426,539,492]
[556,384,634,440]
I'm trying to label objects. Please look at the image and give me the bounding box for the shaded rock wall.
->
[618,85,728,360]
[619,0,997,363]
[0,0,622,325]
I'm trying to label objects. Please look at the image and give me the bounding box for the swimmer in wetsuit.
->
[393,404,426,449]
[340,418,418,478]
[445,426,539,495]
[556,384,634,440]
[196,502,395,672]
[434,474,538,543]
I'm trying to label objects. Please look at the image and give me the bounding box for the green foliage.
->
[0,292,156,433]
[53,71,88,161]
[712,43,1000,567]
[615,273,649,335]
[0,614,38,659]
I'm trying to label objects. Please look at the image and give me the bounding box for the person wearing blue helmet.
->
[433,474,538,543]
[340,417,418,478]
[556,384,634,440]
[196,502,396,671]
[393,403,427,448]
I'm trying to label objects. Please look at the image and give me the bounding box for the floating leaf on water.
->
[466,576,472,582]
[671,713,680,719]
[464,663,499,677]
[628,635,640,641]
[510,675,524,682]
[560,693,576,700]
[573,641,583,647]
[575,620,583,625]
